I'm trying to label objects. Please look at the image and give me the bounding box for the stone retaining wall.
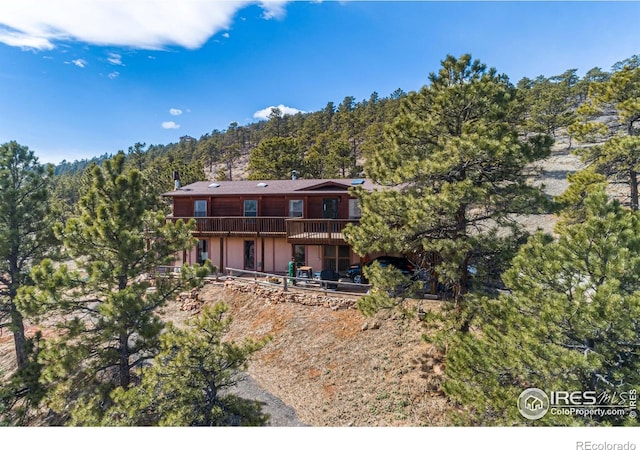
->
[223,278,358,310]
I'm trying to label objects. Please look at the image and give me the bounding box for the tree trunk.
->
[454,201,470,333]
[630,170,638,211]
[118,332,130,388]
[10,303,27,370]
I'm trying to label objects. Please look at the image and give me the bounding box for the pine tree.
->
[0,141,57,370]
[99,302,269,426]
[19,152,209,424]
[522,74,576,138]
[248,136,303,180]
[444,192,640,425]
[345,54,551,316]
[569,60,640,210]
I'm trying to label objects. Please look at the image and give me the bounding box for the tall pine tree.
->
[569,59,640,210]
[345,54,551,316]
[444,192,640,426]
[19,152,209,424]
[0,141,57,370]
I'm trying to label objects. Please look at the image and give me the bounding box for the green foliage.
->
[0,141,57,375]
[100,302,270,426]
[248,136,303,180]
[444,193,640,425]
[19,152,209,424]
[554,167,607,226]
[570,62,640,210]
[520,72,577,137]
[345,54,552,315]
[0,333,46,426]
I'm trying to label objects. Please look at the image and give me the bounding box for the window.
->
[349,199,362,219]
[323,245,350,273]
[197,239,208,264]
[194,200,207,217]
[289,199,304,217]
[294,245,305,267]
[322,198,338,219]
[244,199,257,217]
[244,240,255,270]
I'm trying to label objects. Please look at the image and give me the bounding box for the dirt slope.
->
[165,282,450,427]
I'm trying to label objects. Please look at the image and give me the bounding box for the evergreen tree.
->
[247,136,303,180]
[553,167,607,227]
[345,54,551,316]
[0,141,57,370]
[444,192,640,425]
[522,74,576,138]
[19,152,209,424]
[569,61,640,210]
[99,302,269,426]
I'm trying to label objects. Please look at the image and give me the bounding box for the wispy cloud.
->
[162,121,180,129]
[0,1,292,50]
[70,58,86,68]
[107,52,123,65]
[253,104,305,120]
[260,0,289,20]
[107,71,119,79]
[222,32,230,39]
[169,108,183,116]
[0,29,54,50]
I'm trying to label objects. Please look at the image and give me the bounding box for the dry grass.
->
[165,282,452,427]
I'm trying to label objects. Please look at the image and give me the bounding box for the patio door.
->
[322,198,338,219]
[244,240,255,271]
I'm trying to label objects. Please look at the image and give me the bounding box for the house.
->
[162,178,375,275]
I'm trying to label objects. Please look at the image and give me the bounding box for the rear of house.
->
[162,178,374,277]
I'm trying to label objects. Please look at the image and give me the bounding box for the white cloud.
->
[0,29,53,50]
[107,52,123,65]
[259,0,289,20]
[222,32,230,39]
[162,121,180,129]
[169,108,183,116]
[70,58,86,68]
[107,71,119,79]
[253,104,305,120]
[0,1,292,50]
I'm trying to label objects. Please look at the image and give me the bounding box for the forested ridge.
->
[52,53,635,201]
[2,53,640,426]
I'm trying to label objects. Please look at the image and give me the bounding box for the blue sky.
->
[1,1,639,165]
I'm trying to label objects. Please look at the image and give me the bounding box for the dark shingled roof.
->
[162,178,378,197]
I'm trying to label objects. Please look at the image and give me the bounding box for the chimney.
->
[173,171,181,190]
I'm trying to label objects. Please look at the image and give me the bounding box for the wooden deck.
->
[168,216,359,244]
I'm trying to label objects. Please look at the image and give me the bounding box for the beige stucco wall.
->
[174,238,363,276]
[306,245,323,273]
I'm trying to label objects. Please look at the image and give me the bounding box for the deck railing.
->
[285,219,359,245]
[167,216,360,243]
[168,216,287,236]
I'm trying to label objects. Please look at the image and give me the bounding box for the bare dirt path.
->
[226,375,309,426]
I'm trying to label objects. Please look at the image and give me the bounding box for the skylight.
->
[351,179,365,185]
[256,182,268,188]
[208,183,220,188]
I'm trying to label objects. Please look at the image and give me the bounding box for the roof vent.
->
[256,182,268,188]
[351,179,365,185]
[208,183,220,188]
